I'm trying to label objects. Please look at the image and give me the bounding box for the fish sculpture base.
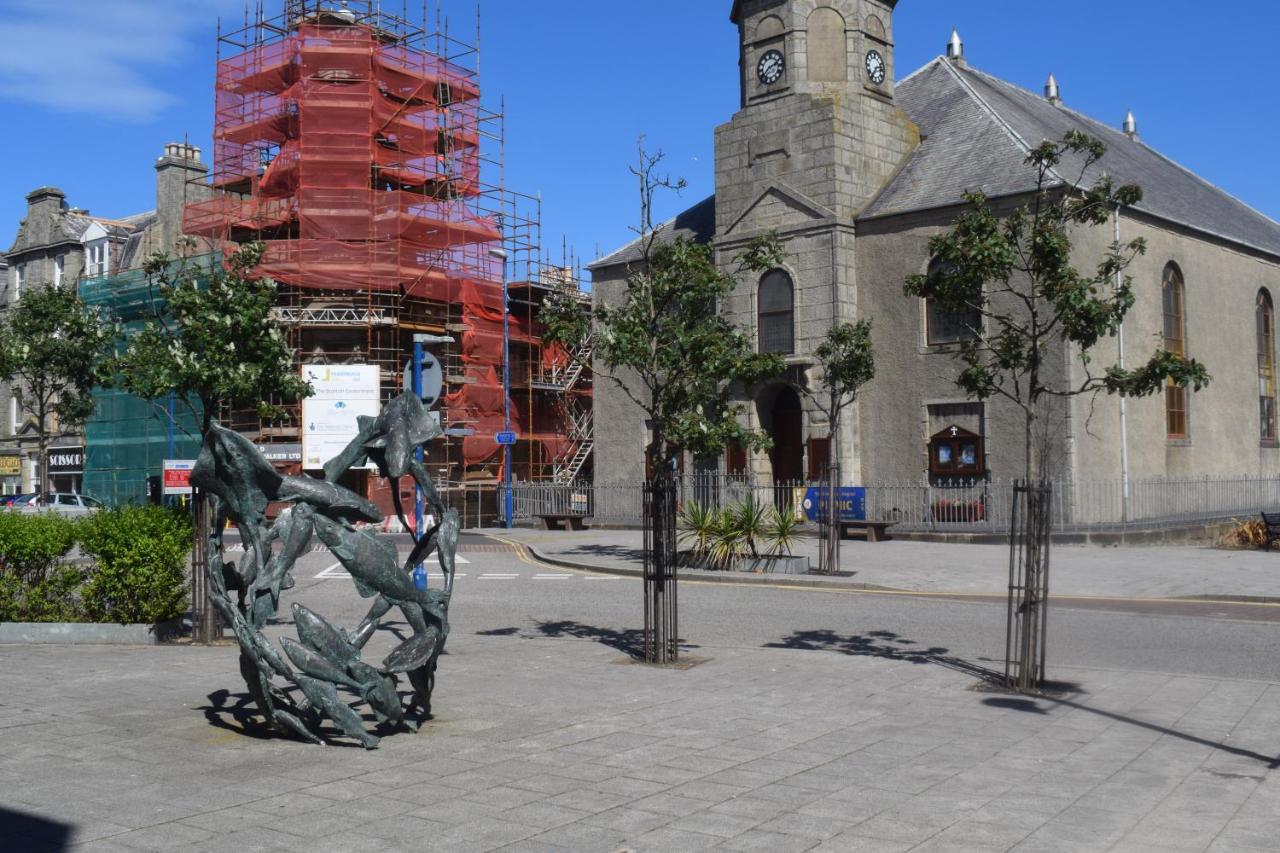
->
[193,392,457,749]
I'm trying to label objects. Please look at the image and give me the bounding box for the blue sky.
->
[1,0,1276,275]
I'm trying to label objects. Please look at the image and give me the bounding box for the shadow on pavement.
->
[769,628,1280,768]
[198,689,420,746]
[477,621,702,659]
[765,628,1005,685]
[198,689,281,741]
[559,544,645,564]
[0,806,73,853]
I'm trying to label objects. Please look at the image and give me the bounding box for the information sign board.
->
[301,364,380,470]
[163,460,196,496]
[802,487,867,523]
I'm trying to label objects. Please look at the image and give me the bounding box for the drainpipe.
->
[1115,207,1131,522]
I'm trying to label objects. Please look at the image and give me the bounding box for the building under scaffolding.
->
[174,0,591,524]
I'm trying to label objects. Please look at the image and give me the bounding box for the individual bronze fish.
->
[292,603,360,668]
[280,637,363,690]
[278,475,382,523]
[312,515,413,601]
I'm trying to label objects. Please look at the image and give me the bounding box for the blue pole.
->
[502,253,513,529]
[166,393,175,508]
[412,339,426,590]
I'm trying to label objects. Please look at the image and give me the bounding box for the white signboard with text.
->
[301,364,380,471]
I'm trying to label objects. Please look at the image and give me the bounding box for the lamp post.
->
[489,247,512,529]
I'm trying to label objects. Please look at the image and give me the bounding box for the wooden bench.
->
[1261,511,1280,549]
[538,514,587,532]
[838,520,897,543]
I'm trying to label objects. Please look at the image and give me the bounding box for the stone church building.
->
[590,0,1280,501]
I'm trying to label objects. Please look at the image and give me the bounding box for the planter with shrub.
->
[678,499,811,574]
[0,505,192,642]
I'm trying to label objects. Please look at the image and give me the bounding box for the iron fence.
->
[511,473,1280,533]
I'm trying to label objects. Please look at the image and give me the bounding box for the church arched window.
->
[1259,289,1276,441]
[808,7,847,83]
[1163,263,1188,438]
[925,258,981,345]
[758,269,795,355]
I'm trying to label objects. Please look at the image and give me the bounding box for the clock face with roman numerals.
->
[757,49,785,85]
[865,50,886,85]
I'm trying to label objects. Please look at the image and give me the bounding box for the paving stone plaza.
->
[2,538,1278,853]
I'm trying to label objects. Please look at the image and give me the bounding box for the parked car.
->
[19,493,105,515]
[2,493,37,508]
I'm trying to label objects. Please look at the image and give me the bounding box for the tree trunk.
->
[191,487,219,644]
[36,427,48,501]
[643,429,678,664]
[825,407,841,575]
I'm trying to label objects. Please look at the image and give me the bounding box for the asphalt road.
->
[266,536,1280,686]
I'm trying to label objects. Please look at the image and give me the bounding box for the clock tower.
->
[717,0,917,227]
[715,0,919,484]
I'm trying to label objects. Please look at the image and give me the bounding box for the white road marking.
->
[583,576,621,581]
[314,554,469,579]
[480,574,520,580]
[534,574,572,580]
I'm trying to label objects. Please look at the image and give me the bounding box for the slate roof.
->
[115,212,159,270]
[588,195,716,271]
[862,58,1280,258]
[592,58,1280,268]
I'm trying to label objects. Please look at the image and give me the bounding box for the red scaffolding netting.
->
[184,17,517,468]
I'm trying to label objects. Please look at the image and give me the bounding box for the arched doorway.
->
[768,387,804,485]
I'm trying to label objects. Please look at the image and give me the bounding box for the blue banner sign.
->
[802,487,867,522]
[495,431,518,446]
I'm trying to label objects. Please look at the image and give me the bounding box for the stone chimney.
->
[155,143,209,253]
[23,187,68,245]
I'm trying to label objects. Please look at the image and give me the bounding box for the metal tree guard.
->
[817,463,841,575]
[1006,480,1052,690]
[642,475,679,664]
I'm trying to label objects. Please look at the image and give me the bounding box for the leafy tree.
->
[542,145,784,475]
[0,284,116,497]
[112,241,311,642]
[904,131,1210,481]
[805,320,876,458]
[114,241,312,436]
[803,320,875,573]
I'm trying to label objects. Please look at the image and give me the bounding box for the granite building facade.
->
[590,0,1280,504]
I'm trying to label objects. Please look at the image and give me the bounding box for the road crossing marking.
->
[314,554,469,579]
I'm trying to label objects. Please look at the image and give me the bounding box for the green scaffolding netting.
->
[81,263,207,506]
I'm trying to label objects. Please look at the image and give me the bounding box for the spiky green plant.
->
[736,497,771,559]
[708,509,741,569]
[766,505,802,557]
[677,501,717,559]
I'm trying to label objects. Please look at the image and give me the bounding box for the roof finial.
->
[1044,73,1061,105]
[946,28,964,63]
[1123,110,1139,141]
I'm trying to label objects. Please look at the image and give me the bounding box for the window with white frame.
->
[54,255,64,287]
[8,397,17,436]
[87,242,108,277]
[14,263,24,298]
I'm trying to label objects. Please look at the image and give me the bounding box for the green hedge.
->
[0,506,191,625]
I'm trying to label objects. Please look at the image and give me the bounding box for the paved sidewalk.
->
[2,627,1279,852]
[487,527,1280,601]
